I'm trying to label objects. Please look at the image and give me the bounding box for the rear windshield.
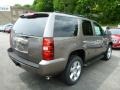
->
[110,29,120,34]
[13,17,48,37]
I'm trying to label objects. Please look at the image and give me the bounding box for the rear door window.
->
[54,15,78,37]
[13,14,48,37]
[82,20,93,36]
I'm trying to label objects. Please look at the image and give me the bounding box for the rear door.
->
[81,20,98,60]
[11,13,49,64]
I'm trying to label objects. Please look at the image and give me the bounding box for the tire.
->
[103,45,112,61]
[62,55,83,85]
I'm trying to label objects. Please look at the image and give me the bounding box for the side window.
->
[82,20,93,36]
[54,15,78,37]
[93,22,103,36]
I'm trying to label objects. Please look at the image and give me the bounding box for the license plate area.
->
[13,37,28,53]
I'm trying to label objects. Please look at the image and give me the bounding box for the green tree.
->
[53,0,64,12]
[53,0,77,13]
[94,0,120,24]
[33,0,53,12]
[32,0,120,24]
[23,4,32,10]
[14,4,22,8]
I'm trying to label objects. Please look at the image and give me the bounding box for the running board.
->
[83,55,104,67]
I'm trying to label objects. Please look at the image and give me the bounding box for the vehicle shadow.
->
[112,48,120,50]
[19,55,120,90]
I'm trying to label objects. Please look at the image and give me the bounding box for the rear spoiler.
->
[20,13,49,19]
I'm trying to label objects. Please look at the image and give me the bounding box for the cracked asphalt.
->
[0,32,120,90]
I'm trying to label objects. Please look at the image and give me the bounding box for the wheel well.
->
[69,50,85,64]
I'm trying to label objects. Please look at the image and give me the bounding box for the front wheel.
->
[103,45,112,60]
[62,55,83,85]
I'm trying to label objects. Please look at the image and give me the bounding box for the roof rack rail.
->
[54,11,61,13]
[54,11,88,18]
[73,14,86,18]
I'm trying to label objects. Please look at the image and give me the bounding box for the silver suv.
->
[8,12,112,85]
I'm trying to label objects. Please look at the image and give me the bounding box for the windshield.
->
[110,29,120,34]
[13,17,48,37]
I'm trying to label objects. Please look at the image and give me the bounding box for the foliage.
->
[32,0,120,24]
[32,0,53,12]
[23,5,31,8]
[14,4,22,8]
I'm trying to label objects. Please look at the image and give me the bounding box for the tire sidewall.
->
[63,55,83,85]
[105,45,112,60]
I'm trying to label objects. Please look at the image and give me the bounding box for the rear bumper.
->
[8,48,66,76]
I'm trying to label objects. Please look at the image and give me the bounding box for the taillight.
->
[42,37,54,60]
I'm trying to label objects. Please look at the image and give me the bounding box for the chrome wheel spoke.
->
[77,70,80,77]
[69,60,81,82]
[70,66,75,73]
[77,65,81,70]
[107,47,112,58]
[70,73,74,80]
[73,74,78,81]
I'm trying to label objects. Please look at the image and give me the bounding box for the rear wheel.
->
[104,45,112,60]
[62,55,83,85]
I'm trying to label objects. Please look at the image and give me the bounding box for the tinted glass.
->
[110,29,120,34]
[93,22,103,36]
[13,17,48,37]
[54,15,78,37]
[82,20,93,36]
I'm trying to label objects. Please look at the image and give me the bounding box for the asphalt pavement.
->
[0,32,120,90]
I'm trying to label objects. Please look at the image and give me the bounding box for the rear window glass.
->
[82,20,93,36]
[54,15,78,37]
[13,17,48,37]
